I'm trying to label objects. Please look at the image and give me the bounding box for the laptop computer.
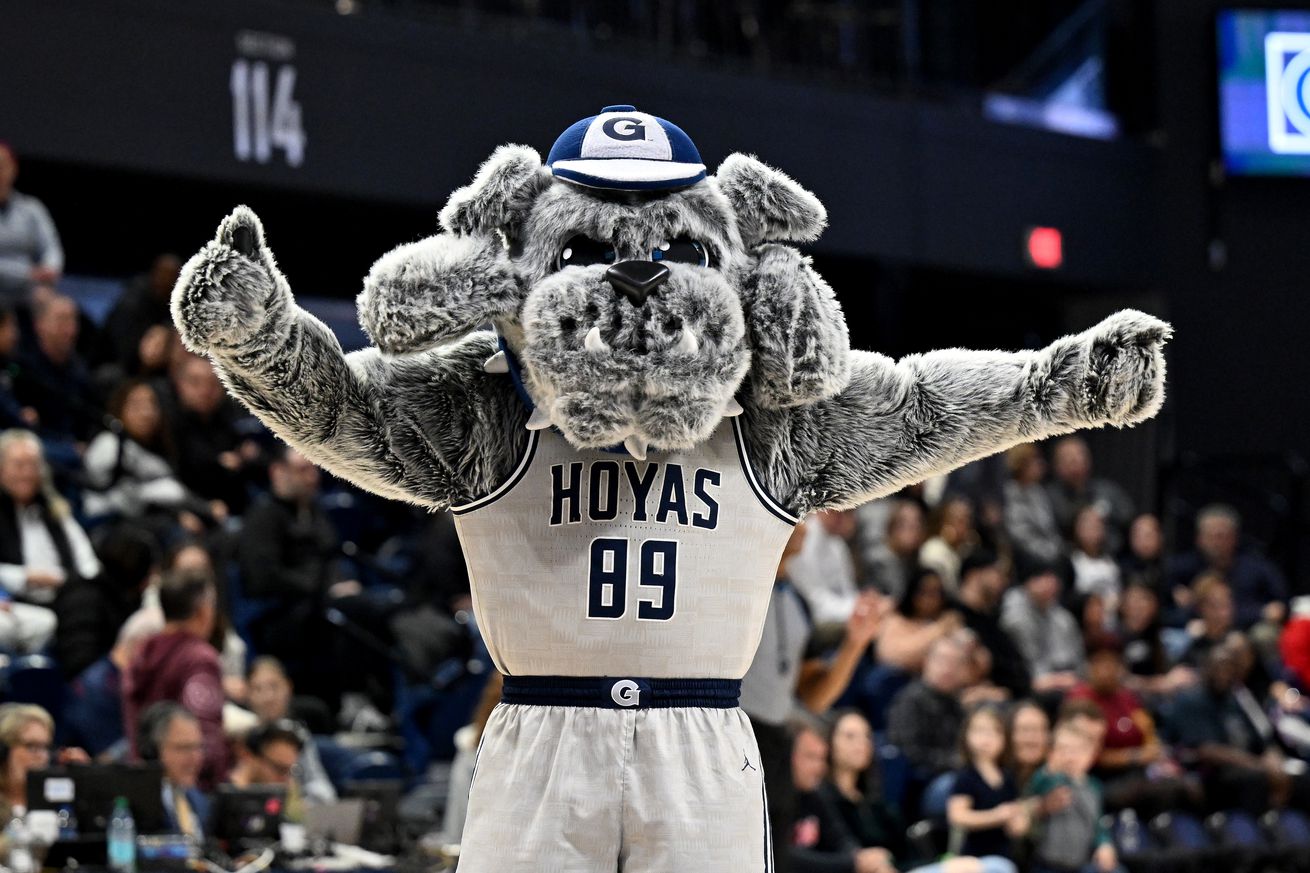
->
[26,764,168,834]
[303,799,366,845]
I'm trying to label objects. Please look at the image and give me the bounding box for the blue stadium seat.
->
[1215,810,1263,848]
[343,749,406,784]
[1152,811,1211,851]
[2,655,65,724]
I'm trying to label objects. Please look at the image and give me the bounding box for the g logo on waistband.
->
[611,679,641,707]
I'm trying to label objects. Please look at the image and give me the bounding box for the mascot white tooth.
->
[173,104,1171,872]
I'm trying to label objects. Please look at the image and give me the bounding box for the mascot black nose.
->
[606,261,670,307]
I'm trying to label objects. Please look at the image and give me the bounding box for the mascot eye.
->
[556,236,618,271]
[653,238,711,268]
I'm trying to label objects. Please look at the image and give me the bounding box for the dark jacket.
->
[53,575,141,678]
[955,599,1032,698]
[886,680,965,776]
[123,631,227,786]
[238,493,339,600]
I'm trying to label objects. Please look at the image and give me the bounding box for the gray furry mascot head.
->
[173,104,1170,515]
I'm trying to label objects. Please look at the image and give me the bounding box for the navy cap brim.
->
[551,158,707,191]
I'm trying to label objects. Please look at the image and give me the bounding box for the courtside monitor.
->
[1219,8,1310,175]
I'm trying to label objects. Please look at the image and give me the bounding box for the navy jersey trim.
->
[730,417,800,526]
[450,429,540,516]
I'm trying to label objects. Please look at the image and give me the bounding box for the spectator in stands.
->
[1067,637,1201,816]
[887,635,970,778]
[1119,514,1165,601]
[1001,560,1084,695]
[1180,573,1235,668]
[743,522,885,873]
[238,445,372,709]
[866,501,926,600]
[0,143,62,301]
[878,569,962,674]
[919,495,977,595]
[53,522,156,679]
[245,657,335,803]
[101,254,181,369]
[148,541,248,706]
[789,722,874,873]
[1024,720,1124,873]
[168,354,259,514]
[1281,596,1310,692]
[1005,701,1052,797]
[64,607,163,758]
[812,709,910,873]
[1045,437,1134,555]
[810,709,1012,873]
[0,705,87,819]
[227,720,309,808]
[84,379,226,536]
[138,703,209,840]
[238,444,343,610]
[0,429,100,650]
[1168,644,1310,813]
[15,294,99,444]
[247,656,331,736]
[948,705,1028,865]
[1068,507,1120,626]
[123,567,228,786]
[1166,504,1287,630]
[1002,445,1062,565]
[1116,581,1194,696]
[789,509,861,625]
[953,551,1030,699]
[955,629,1011,707]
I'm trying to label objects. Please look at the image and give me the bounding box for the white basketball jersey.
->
[451,418,799,678]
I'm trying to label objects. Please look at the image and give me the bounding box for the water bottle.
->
[1118,808,1142,855]
[107,797,137,873]
[5,808,33,873]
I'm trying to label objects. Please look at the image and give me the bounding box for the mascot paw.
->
[172,206,282,353]
[741,244,851,408]
[359,233,521,356]
[1082,309,1173,426]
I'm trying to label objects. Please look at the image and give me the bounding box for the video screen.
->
[1218,8,1310,176]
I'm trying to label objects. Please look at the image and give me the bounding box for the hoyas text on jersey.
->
[549,460,720,529]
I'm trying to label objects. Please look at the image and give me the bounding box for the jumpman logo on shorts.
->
[741,751,757,772]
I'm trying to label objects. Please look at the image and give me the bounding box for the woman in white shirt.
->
[0,429,99,651]
[83,380,225,532]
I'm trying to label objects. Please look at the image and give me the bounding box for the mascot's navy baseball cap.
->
[547,105,706,191]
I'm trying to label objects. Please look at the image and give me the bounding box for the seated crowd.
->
[0,160,1305,869]
[768,441,1309,873]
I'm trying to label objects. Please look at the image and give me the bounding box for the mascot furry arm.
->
[173,146,1169,515]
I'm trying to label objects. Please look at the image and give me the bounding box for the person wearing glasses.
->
[227,720,305,793]
[138,703,209,841]
[0,705,89,828]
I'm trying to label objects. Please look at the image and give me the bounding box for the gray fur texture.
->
[173,154,1171,519]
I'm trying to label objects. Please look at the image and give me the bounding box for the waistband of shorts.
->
[500,676,741,709]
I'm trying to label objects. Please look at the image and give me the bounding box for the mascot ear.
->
[714,153,827,247]
[438,144,552,240]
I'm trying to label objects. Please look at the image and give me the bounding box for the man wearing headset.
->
[137,702,209,841]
